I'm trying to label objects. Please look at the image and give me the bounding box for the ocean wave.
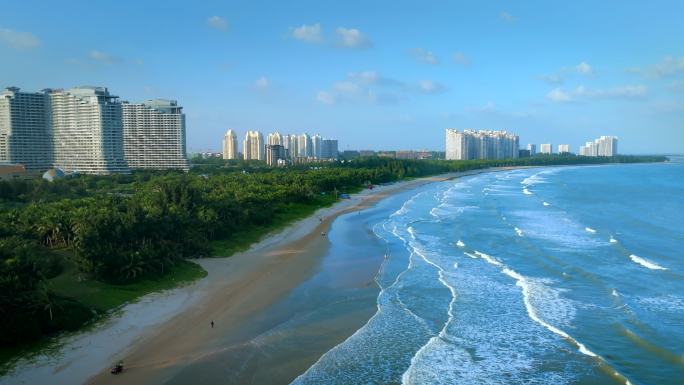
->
[523,188,533,195]
[609,236,618,244]
[585,227,597,234]
[629,255,668,270]
[514,227,524,237]
[456,240,465,248]
[543,201,551,207]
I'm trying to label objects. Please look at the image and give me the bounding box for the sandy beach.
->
[1,167,521,385]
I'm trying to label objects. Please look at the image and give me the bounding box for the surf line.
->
[468,249,635,385]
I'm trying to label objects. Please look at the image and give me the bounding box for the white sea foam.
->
[453,262,458,268]
[543,202,551,207]
[456,240,465,248]
[609,236,618,244]
[629,254,667,270]
[522,188,533,195]
[514,227,524,237]
[612,289,619,297]
[464,252,478,259]
[585,227,596,233]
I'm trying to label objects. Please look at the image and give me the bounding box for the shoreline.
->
[1,166,525,385]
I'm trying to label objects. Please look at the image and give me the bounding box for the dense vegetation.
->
[0,154,666,360]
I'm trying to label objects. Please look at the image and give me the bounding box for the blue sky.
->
[1,0,683,153]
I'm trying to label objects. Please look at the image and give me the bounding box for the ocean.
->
[293,160,684,385]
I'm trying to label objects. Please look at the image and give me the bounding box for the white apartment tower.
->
[223,129,238,159]
[49,87,129,174]
[0,87,53,171]
[243,130,265,161]
[282,134,298,160]
[267,132,284,146]
[446,129,519,160]
[527,143,536,155]
[558,144,570,154]
[540,143,553,154]
[579,136,618,156]
[122,99,188,170]
[297,133,313,158]
[312,134,323,159]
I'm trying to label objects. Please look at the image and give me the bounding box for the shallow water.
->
[294,161,684,385]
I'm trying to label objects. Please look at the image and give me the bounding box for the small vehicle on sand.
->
[111,361,124,375]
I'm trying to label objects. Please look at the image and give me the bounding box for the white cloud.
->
[500,11,516,23]
[292,23,322,43]
[316,71,446,105]
[547,85,647,102]
[452,52,471,66]
[575,61,593,74]
[316,91,336,105]
[89,50,120,64]
[418,80,447,94]
[410,48,439,65]
[0,28,40,49]
[254,76,270,89]
[207,16,229,31]
[629,56,684,78]
[335,27,372,49]
[540,61,594,84]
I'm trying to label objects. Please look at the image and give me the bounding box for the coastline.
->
[1,166,524,385]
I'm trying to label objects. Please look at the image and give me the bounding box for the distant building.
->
[267,132,284,146]
[0,87,53,171]
[526,143,536,155]
[243,131,265,161]
[0,163,28,180]
[122,99,188,170]
[321,139,338,159]
[445,129,519,160]
[579,136,617,156]
[282,134,298,160]
[297,133,313,158]
[312,134,323,159]
[378,151,396,158]
[265,144,286,166]
[396,150,419,160]
[557,144,570,154]
[359,150,376,157]
[519,149,531,158]
[223,129,238,159]
[540,143,553,154]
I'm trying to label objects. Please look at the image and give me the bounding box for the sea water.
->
[293,160,684,385]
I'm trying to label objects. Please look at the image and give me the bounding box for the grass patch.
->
[49,259,207,313]
[210,192,344,257]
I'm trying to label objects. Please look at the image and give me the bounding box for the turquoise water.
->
[293,161,684,385]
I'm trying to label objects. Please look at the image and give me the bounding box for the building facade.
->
[579,136,618,156]
[0,87,53,171]
[540,143,553,154]
[223,129,238,159]
[297,133,312,158]
[558,144,570,154]
[265,144,286,166]
[446,129,519,160]
[49,87,129,174]
[122,99,188,170]
[312,134,323,159]
[526,143,536,155]
[243,130,265,161]
[321,139,339,159]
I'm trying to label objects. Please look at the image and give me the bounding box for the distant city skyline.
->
[1,1,683,153]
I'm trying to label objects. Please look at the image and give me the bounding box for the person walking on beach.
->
[210,320,214,328]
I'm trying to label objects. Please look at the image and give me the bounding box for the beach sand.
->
[0,167,523,385]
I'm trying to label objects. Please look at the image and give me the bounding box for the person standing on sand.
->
[211,320,214,328]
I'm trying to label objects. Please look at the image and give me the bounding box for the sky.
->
[1,0,683,154]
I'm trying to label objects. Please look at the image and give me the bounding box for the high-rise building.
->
[579,136,618,156]
[265,144,286,166]
[267,132,283,146]
[49,86,129,174]
[122,99,188,170]
[526,143,537,155]
[558,144,570,154]
[243,130,264,161]
[312,134,323,159]
[222,129,238,160]
[282,134,298,160]
[540,143,553,154]
[445,129,519,160]
[297,133,312,158]
[0,87,53,171]
[321,139,338,159]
